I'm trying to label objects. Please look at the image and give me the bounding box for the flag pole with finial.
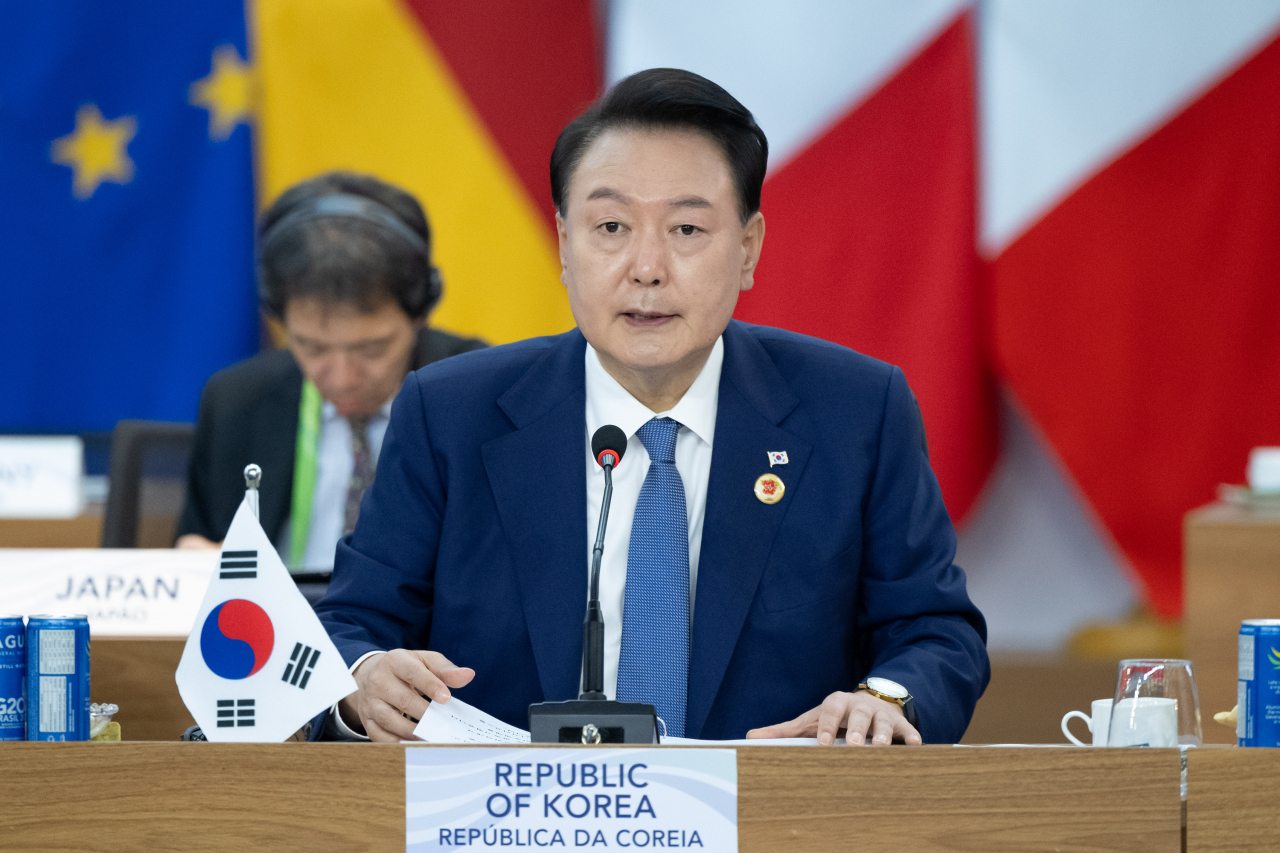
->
[244,464,261,520]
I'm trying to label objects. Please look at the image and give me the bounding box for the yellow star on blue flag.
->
[50,104,138,200]
[189,45,254,140]
[5,4,258,432]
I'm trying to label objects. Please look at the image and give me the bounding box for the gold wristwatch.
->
[857,676,912,707]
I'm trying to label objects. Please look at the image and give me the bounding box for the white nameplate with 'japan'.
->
[0,549,216,635]
[406,747,737,851]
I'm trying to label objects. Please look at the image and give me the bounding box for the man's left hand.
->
[745,690,922,746]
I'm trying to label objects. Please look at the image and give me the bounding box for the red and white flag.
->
[982,1,1280,619]
[608,1,1280,637]
[610,0,994,523]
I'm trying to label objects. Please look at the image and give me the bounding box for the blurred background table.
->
[93,637,194,741]
[1184,502,1280,744]
[0,513,103,547]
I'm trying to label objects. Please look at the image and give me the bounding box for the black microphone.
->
[581,425,627,699]
[592,424,627,471]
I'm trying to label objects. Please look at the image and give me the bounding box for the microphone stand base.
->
[528,699,659,744]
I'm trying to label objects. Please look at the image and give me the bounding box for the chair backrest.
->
[101,421,195,548]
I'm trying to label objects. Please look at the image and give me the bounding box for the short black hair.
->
[257,171,439,320]
[550,68,768,224]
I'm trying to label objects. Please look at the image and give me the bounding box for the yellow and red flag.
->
[254,0,602,344]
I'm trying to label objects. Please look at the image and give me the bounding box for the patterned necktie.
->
[343,414,374,535]
[616,417,690,737]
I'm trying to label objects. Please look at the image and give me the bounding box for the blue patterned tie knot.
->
[617,417,690,737]
[636,416,680,464]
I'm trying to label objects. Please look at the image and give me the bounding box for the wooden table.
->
[1186,748,1280,852]
[0,743,1182,852]
[961,654,1118,745]
[92,638,194,741]
[0,485,182,549]
[1184,503,1280,743]
[0,512,103,547]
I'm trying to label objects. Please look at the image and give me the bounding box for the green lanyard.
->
[289,379,323,569]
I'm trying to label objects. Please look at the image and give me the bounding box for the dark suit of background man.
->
[317,69,989,744]
[175,172,485,568]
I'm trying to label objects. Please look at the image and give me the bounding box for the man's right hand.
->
[175,534,221,549]
[339,649,475,742]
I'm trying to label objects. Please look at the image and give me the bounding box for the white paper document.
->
[664,736,850,746]
[412,697,531,744]
[410,698,851,746]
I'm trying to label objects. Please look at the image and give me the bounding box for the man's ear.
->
[555,210,570,284]
[739,211,765,292]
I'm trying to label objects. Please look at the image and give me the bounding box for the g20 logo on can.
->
[200,599,274,679]
[1269,647,1280,670]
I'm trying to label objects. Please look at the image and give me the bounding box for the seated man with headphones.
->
[175,171,485,569]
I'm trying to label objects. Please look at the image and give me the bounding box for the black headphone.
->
[256,192,444,317]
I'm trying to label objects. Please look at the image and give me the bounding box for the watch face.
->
[865,676,909,700]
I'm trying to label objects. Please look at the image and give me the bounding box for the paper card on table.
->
[0,548,216,636]
[0,436,83,518]
[408,699,858,746]
[412,697,531,744]
[663,735,850,746]
[405,747,737,852]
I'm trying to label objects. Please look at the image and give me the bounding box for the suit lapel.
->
[481,331,589,702]
[687,322,812,737]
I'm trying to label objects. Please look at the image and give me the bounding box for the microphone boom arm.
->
[528,425,657,744]
[580,456,613,699]
[590,461,613,601]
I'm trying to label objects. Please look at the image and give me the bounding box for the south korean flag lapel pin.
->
[176,464,357,742]
[768,451,789,467]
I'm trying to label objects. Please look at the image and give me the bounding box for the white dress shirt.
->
[279,399,392,570]
[330,339,723,738]
[585,336,722,699]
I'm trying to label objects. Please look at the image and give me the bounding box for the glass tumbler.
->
[1107,659,1202,747]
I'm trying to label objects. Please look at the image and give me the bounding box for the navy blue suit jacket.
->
[316,321,989,742]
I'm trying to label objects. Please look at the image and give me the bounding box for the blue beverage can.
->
[0,616,25,741]
[25,614,90,742]
[1238,619,1280,747]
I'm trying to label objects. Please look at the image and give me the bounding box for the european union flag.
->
[0,3,257,431]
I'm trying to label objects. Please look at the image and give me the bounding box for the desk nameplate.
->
[0,436,83,519]
[406,747,736,851]
[0,549,215,635]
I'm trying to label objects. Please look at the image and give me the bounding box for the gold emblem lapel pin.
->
[754,473,784,504]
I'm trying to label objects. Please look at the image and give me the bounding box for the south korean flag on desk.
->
[175,493,356,742]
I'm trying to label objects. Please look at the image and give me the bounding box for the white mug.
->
[1062,699,1113,746]
[1106,697,1178,747]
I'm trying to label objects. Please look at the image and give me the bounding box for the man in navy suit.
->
[316,68,988,744]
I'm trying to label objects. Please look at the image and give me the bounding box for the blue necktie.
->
[617,417,689,737]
